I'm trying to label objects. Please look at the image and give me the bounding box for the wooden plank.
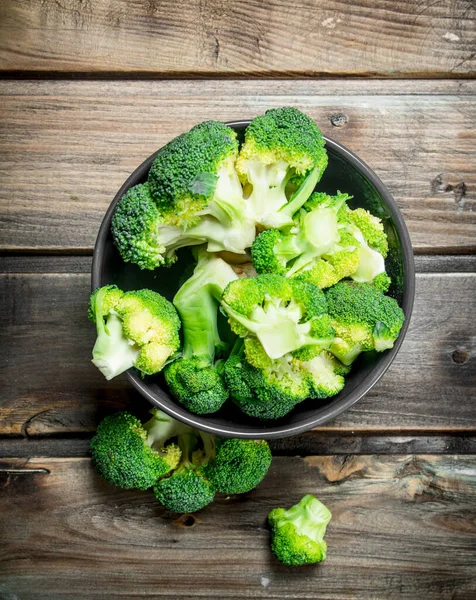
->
[0,456,475,599]
[2,434,476,458]
[0,80,475,253]
[0,0,475,77]
[0,269,475,436]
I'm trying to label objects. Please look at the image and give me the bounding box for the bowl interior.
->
[93,121,414,439]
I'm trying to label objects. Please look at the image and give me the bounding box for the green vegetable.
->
[205,437,272,494]
[148,120,255,253]
[89,285,180,379]
[220,274,335,367]
[153,430,216,513]
[90,409,186,490]
[268,494,332,566]
[164,248,238,414]
[236,107,328,229]
[224,340,347,420]
[326,281,405,365]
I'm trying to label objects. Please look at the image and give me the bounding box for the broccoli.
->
[90,409,187,490]
[224,341,346,420]
[326,281,405,365]
[268,494,332,566]
[112,183,212,270]
[251,191,361,288]
[153,430,216,513]
[148,120,256,254]
[89,285,181,380]
[164,248,239,414]
[220,274,335,368]
[204,437,272,494]
[236,108,328,229]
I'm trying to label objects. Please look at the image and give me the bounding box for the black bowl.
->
[92,120,415,439]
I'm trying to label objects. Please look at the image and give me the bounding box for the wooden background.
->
[0,1,475,598]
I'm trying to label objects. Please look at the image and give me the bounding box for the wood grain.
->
[1,267,474,436]
[0,0,475,77]
[1,80,475,253]
[1,455,475,599]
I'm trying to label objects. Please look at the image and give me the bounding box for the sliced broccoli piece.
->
[268,494,332,566]
[236,107,328,228]
[90,410,187,490]
[164,248,239,414]
[148,121,255,254]
[89,285,180,379]
[220,274,334,365]
[204,438,272,494]
[326,281,405,365]
[153,430,215,513]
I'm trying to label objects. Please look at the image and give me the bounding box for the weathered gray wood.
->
[0,456,475,599]
[0,80,475,253]
[2,434,476,458]
[0,0,475,77]
[0,270,474,436]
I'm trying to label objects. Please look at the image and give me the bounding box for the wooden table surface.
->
[1,1,475,598]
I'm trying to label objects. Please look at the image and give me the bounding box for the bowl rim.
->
[92,121,415,439]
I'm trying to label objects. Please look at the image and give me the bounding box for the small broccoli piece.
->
[148,121,256,254]
[372,271,391,293]
[89,285,180,380]
[326,281,405,365]
[294,351,347,399]
[251,191,361,288]
[165,248,239,414]
[154,430,216,513]
[90,409,187,490]
[268,495,332,566]
[236,107,328,229]
[220,274,335,366]
[204,438,272,494]
[224,341,309,419]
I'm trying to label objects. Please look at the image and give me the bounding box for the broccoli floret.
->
[90,409,187,490]
[268,495,332,566]
[148,121,256,254]
[154,430,216,513]
[164,248,238,414]
[326,281,405,365]
[204,438,272,494]
[372,271,391,293]
[236,108,328,229]
[251,191,361,288]
[294,351,347,399]
[220,274,335,366]
[89,285,180,379]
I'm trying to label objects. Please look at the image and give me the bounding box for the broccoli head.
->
[252,192,361,288]
[90,410,187,490]
[153,430,216,513]
[220,274,335,367]
[326,281,405,365]
[165,248,238,414]
[89,285,180,380]
[204,438,272,494]
[269,494,332,566]
[236,107,328,229]
[223,341,345,420]
[148,120,256,254]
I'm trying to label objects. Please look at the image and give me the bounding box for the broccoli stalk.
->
[90,409,187,490]
[89,285,181,380]
[164,248,239,414]
[268,495,332,566]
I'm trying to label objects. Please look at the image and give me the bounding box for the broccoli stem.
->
[91,313,140,380]
[174,250,238,362]
[143,409,193,450]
